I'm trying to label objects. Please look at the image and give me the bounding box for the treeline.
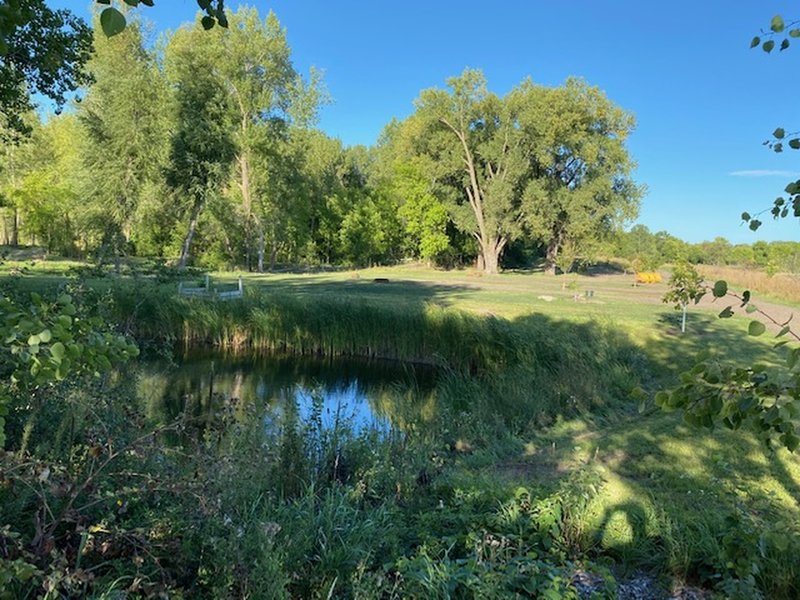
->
[611,224,800,273]
[0,7,642,273]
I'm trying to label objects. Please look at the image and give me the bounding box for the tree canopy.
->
[402,69,640,274]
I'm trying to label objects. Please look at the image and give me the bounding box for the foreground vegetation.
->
[1,261,798,598]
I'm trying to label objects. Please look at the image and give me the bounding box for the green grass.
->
[2,259,799,596]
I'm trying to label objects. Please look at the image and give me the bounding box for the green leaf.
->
[123,0,139,6]
[774,127,786,139]
[50,342,65,361]
[100,7,127,37]
[751,36,761,48]
[741,290,751,306]
[201,15,215,30]
[27,334,39,346]
[38,329,51,343]
[781,433,799,452]
[719,306,734,319]
[746,304,758,313]
[748,321,767,336]
[781,38,791,51]
[777,325,791,338]
[741,212,751,221]
[790,29,800,38]
[771,15,785,33]
[763,40,776,53]
[749,219,762,231]
[790,139,800,150]
[712,280,728,298]
[774,142,784,153]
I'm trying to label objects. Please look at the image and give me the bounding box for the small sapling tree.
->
[662,261,705,333]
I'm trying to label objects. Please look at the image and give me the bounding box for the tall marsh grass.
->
[110,283,648,426]
[697,264,800,305]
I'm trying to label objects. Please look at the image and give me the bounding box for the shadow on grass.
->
[247,275,479,309]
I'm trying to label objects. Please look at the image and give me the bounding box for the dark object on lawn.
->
[373,278,390,283]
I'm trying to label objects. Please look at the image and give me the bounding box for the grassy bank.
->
[2,262,799,597]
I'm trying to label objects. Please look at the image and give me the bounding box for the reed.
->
[110,283,647,424]
[696,264,800,305]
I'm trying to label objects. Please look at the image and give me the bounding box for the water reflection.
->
[135,349,438,433]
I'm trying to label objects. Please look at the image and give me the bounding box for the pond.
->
[134,349,439,435]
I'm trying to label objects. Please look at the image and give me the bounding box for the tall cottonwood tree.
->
[519,78,641,273]
[204,7,313,271]
[77,18,170,262]
[411,69,524,274]
[164,23,235,269]
[408,69,640,274]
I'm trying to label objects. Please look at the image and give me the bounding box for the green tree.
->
[618,225,660,271]
[338,191,401,267]
[662,261,705,333]
[77,18,170,264]
[184,7,318,271]
[407,69,639,274]
[164,21,235,268]
[0,0,92,136]
[0,114,39,245]
[519,78,641,274]
[385,162,450,264]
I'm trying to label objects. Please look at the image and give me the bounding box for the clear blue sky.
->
[55,1,800,244]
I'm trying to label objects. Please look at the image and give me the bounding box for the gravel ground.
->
[573,570,712,599]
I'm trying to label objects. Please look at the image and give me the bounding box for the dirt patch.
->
[493,460,571,481]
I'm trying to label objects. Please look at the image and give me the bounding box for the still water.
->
[134,349,438,433]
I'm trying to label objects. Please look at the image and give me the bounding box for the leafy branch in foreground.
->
[95,0,228,37]
[749,14,800,54]
[658,280,800,451]
[741,13,800,232]
[0,292,139,447]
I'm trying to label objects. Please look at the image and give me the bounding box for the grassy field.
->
[2,259,800,596]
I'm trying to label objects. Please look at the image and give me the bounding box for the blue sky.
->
[55,1,800,243]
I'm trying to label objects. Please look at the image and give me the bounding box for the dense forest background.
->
[2,6,797,278]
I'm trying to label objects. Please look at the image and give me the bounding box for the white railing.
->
[178,275,243,300]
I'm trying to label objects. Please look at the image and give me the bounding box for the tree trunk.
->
[178,200,203,270]
[681,304,687,333]
[257,228,265,273]
[479,236,506,274]
[10,207,18,247]
[238,152,253,272]
[270,237,277,272]
[545,239,558,275]
[544,227,565,276]
[483,248,499,274]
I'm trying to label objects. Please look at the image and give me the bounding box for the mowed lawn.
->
[218,264,785,369]
[224,265,710,326]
